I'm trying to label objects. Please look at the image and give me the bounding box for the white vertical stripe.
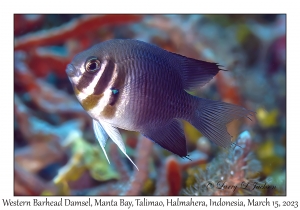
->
[81,60,108,95]
[90,88,111,118]
[76,91,88,101]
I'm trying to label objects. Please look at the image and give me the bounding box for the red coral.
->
[166,156,182,196]
[155,156,183,196]
[15,15,142,51]
[15,163,56,195]
[27,48,71,78]
[14,14,45,36]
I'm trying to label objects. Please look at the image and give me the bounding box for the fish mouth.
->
[66,64,78,77]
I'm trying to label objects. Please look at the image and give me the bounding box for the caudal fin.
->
[190,98,254,148]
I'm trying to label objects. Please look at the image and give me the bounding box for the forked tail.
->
[190,97,254,147]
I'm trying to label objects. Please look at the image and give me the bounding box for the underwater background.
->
[14,14,286,196]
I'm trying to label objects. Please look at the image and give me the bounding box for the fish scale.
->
[66,39,254,169]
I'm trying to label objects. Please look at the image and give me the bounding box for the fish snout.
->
[66,64,79,77]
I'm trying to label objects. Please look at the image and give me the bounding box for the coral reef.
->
[14,14,286,196]
[182,131,276,195]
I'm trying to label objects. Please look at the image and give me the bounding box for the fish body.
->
[66,39,253,170]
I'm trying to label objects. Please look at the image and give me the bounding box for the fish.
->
[66,39,253,170]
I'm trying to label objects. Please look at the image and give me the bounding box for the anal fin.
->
[142,119,187,157]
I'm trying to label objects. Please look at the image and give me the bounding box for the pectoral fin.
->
[100,120,139,170]
[93,119,110,163]
[142,119,188,157]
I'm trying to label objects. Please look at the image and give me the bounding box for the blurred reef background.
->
[14,14,286,196]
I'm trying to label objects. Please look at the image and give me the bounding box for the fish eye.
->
[85,57,101,73]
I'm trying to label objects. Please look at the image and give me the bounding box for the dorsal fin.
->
[174,53,225,91]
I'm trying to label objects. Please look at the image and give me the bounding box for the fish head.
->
[66,39,132,95]
[66,43,120,119]
[66,45,109,96]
